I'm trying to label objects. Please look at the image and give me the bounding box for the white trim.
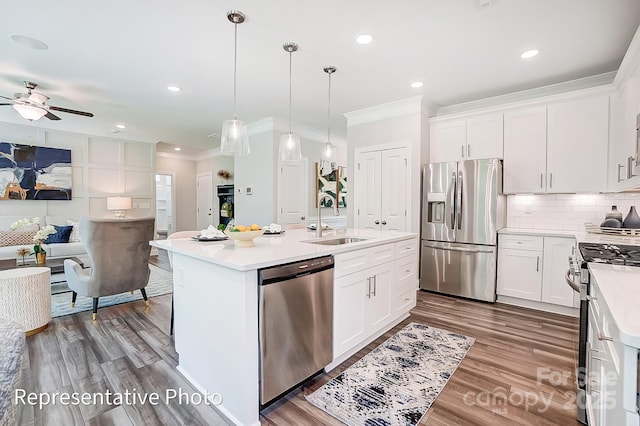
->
[614,25,640,92]
[429,84,615,123]
[435,74,616,118]
[344,96,423,127]
[154,171,177,236]
[156,151,201,161]
[496,295,579,317]
[354,141,409,155]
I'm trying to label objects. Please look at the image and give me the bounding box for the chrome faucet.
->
[316,193,339,238]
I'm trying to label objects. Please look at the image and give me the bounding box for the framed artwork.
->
[316,162,346,208]
[0,142,72,200]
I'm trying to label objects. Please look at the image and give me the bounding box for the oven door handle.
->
[565,270,581,293]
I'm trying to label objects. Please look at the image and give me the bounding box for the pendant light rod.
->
[324,66,336,148]
[227,10,245,120]
[283,43,298,133]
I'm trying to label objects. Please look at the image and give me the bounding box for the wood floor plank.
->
[86,406,134,426]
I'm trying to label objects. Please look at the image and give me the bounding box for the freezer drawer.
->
[420,240,497,302]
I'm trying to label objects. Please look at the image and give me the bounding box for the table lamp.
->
[106,196,132,218]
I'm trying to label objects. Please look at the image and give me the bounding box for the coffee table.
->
[0,257,84,274]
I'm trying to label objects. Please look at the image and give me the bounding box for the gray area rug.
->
[51,264,172,318]
[307,322,475,426]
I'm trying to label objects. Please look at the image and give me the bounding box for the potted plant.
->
[11,217,56,264]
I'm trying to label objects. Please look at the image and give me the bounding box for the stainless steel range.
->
[567,242,640,424]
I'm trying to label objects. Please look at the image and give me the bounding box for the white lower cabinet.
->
[333,238,418,361]
[497,234,576,309]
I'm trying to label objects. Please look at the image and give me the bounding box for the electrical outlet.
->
[139,202,150,209]
[245,187,252,195]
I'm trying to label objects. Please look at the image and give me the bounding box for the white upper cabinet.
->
[546,95,609,193]
[429,113,503,163]
[504,107,547,193]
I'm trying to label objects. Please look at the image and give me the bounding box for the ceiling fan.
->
[0,81,94,121]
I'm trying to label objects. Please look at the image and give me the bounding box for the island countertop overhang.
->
[150,228,418,271]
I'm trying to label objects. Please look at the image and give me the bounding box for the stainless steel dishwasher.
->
[258,255,334,405]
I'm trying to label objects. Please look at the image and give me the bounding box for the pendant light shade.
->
[322,66,337,163]
[279,42,302,165]
[220,10,250,156]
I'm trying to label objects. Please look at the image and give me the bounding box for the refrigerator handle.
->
[448,171,456,229]
[456,171,463,230]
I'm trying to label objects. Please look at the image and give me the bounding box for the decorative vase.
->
[622,206,640,229]
[35,252,46,265]
[605,205,623,221]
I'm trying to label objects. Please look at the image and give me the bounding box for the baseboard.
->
[497,295,579,317]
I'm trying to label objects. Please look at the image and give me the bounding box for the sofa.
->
[0,215,86,261]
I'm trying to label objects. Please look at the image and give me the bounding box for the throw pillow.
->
[0,230,38,247]
[44,225,73,244]
[66,220,81,243]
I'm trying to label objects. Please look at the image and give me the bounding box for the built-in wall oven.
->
[567,242,640,424]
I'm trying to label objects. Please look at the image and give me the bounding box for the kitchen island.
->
[150,228,418,426]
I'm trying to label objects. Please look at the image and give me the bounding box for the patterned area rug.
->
[307,322,475,426]
[50,265,172,318]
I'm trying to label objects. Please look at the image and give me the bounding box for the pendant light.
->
[322,66,336,168]
[279,42,302,165]
[220,10,250,156]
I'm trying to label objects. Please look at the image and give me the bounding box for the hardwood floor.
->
[18,260,580,425]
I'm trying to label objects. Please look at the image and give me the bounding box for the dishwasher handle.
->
[259,256,334,285]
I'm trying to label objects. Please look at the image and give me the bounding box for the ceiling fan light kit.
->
[220,10,250,157]
[279,42,302,166]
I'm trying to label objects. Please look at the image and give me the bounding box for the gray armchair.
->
[64,217,155,320]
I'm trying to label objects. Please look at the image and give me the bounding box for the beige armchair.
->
[64,217,155,320]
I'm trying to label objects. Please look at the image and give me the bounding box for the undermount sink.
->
[305,237,368,245]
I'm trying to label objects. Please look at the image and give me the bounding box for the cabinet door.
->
[430,119,466,162]
[497,248,542,301]
[547,96,609,193]
[333,269,368,358]
[503,107,547,193]
[355,151,382,230]
[367,263,393,331]
[381,147,407,231]
[466,113,503,159]
[541,237,575,307]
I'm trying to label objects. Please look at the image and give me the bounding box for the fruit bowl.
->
[224,229,265,247]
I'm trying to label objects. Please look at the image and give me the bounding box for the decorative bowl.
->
[224,229,265,247]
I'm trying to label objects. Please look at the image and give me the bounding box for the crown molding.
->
[156,151,199,161]
[343,96,424,127]
[614,25,640,92]
[436,72,616,116]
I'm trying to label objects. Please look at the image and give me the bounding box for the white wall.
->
[156,155,197,231]
[507,193,640,231]
[196,155,235,185]
[0,121,155,220]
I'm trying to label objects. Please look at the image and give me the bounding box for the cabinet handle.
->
[618,163,625,183]
[381,220,387,225]
[366,277,371,298]
[628,156,636,179]
[461,145,465,158]
[467,144,470,158]
[549,173,553,188]
[372,275,377,296]
[540,173,543,188]
[536,256,540,272]
[597,332,613,341]
[374,220,380,225]
[405,269,411,273]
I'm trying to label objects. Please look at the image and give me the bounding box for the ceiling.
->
[1,0,639,155]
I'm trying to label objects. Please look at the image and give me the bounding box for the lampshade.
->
[278,42,302,165]
[220,10,250,157]
[106,196,132,218]
[12,104,47,121]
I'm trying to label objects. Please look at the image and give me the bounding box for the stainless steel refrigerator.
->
[420,159,505,302]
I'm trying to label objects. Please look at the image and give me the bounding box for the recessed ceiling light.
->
[167,85,181,92]
[116,123,126,129]
[410,82,424,88]
[356,34,373,45]
[520,49,540,59]
[10,34,48,50]
[174,147,182,151]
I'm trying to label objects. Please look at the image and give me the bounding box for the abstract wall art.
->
[0,142,72,200]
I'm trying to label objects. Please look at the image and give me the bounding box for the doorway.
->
[196,173,213,230]
[155,173,176,238]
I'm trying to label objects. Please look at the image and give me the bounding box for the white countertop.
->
[150,228,418,271]
[588,263,640,348]
[499,227,640,246]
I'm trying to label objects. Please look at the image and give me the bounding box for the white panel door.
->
[196,173,213,230]
[547,95,609,193]
[541,237,575,307]
[381,147,407,231]
[503,106,548,193]
[497,248,542,301]
[356,151,382,229]
[430,119,466,162]
[466,112,504,160]
[277,159,308,227]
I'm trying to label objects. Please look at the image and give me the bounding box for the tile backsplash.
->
[506,193,640,231]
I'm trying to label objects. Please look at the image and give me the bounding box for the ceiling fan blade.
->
[45,111,61,120]
[0,95,13,101]
[49,105,94,117]
[0,103,13,106]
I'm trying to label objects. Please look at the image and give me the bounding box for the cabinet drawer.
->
[395,287,417,313]
[370,243,395,264]
[396,238,418,258]
[395,254,418,291]
[499,234,543,251]
[335,249,370,278]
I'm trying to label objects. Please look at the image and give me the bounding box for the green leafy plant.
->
[11,217,56,256]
